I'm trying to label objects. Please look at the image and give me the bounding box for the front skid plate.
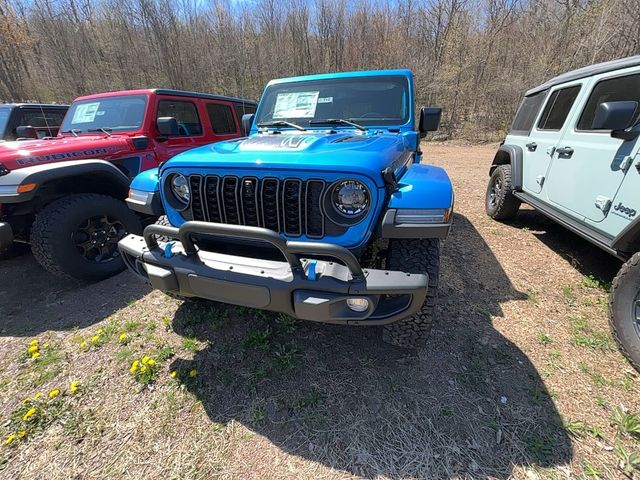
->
[118,233,428,325]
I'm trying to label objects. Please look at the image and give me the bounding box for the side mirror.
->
[16,125,38,140]
[419,107,442,138]
[592,101,637,130]
[241,113,255,137]
[156,117,179,137]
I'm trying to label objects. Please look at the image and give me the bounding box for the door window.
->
[577,73,640,131]
[157,100,202,136]
[509,90,547,136]
[206,103,237,134]
[536,85,581,131]
[234,103,256,124]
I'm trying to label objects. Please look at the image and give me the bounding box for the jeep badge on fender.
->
[613,202,637,218]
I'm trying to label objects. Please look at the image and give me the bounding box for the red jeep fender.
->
[0,159,130,204]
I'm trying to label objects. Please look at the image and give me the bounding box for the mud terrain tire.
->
[383,238,440,348]
[609,252,640,371]
[31,194,141,281]
[486,164,521,220]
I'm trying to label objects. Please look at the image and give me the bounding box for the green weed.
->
[611,406,640,438]
[537,332,552,346]
[181,337,199,353]
[243,328,273,351]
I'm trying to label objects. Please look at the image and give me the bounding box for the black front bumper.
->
[0,221,14,250]
[118,221,428,325]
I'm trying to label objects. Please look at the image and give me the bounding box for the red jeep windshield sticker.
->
[16,146,121,166]
[72,103,100,124]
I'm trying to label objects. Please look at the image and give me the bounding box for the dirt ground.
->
[0,143,638,479]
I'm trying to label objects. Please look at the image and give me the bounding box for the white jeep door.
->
[521,82,583,194]
[545,70,640,222]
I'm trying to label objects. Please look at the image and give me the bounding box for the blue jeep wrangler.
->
[119,70,454,346]
[485,55,640,370]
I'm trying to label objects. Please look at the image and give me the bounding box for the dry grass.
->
[0,143,638,479]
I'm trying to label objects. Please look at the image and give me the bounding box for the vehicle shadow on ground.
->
[169,213,573,478]
[507,208,622,283]
[0,251,150,337]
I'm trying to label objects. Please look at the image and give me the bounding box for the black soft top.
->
[525,55,640,97]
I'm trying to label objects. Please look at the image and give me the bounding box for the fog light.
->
[346,297,369,312]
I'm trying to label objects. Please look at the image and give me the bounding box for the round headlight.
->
[171,174,190,204]
[332,180,369,216]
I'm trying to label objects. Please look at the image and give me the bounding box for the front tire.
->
[486,165,521,220]
[383,238,440,348]
[609,252,640,371]
[31,194,141,281]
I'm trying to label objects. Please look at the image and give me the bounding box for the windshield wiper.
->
[60,129,81,137]
[257,120,306,131]
[89,127,112,137]
[309,118,366,131]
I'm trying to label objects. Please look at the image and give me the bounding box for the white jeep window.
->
[509,90,547,136]
[537,85,581,131]
[577,73,640,131]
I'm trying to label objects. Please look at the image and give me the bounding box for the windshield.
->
[255,75,410,128]
[0,107,10,137]
[60,94,147,134]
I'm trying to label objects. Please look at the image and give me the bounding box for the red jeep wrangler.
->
[0,89,256,280]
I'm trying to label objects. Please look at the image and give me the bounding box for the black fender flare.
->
[489,144,523,191]
[612,217,640,257]
[0,159,131,203]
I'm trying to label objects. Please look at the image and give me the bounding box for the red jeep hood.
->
[0,135,134,170]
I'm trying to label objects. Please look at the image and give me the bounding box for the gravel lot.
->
[0,143,638,479]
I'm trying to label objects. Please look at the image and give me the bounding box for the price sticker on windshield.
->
[72,102,100,124]
[273,91,319,118]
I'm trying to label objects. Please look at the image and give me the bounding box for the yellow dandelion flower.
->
[189,369,197,378]
[147,358,155,366]
[34,392,42,399]
[170,371,177,378]
[29,339,39,346]
[91,335,99,343]
[27,345,38,354]
[80,341,87,348]
[130,360,139,373]
[48,389,60,398]
[22,408,36,421]
[31,352,41,359]
[119,333,127,341]
[141,356,150,364]
[5,434,15,445]
[17,431,26,439]
[140,365,147,374]
[70,381,80,394]
[97,328,103,335]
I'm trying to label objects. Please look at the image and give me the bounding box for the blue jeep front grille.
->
[188,175,327,238]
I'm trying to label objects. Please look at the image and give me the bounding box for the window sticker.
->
[317,97,333,104]
[72,102,100,124]
[273,91,319,118]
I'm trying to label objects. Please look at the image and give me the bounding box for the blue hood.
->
[163,131,416,187]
